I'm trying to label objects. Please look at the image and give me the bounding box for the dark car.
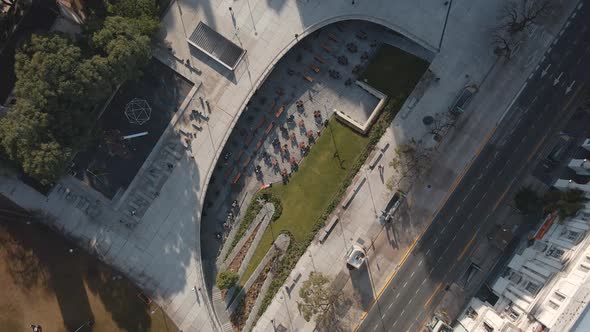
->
[450,85,478,116]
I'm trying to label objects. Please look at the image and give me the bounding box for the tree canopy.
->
[543,189,587,218]
[297,272,343,330]
[0,3,160,184]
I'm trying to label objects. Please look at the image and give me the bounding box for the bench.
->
[234,150,244,163]
[243,155,252,167]
[275,106,285,118]
[341,178,365,208]
[225,166,235,179]
[328,33,339,42]
[321,44,331,53]
[232,172,242,184]
[245,135,254,147]
[319,215,339,244]
[265,122,274,135]
[303,74,313,82]
[314,55,326,64]
[255,139,263,151]
[256,116,267,129]
[368,151,383,169]
[309,64,320,73]
[284,271,303,295]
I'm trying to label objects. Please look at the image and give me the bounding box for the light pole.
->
[364,166,378,218]
[308,250,317,272]
[365,254,386,332]
[280,290,294,331]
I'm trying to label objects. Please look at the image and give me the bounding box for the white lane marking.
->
[531,95,538,103]
[452,234,457,241]
[426,248,431,255]
[401,309,405,316]
[462,195,468,203]
[467,212,473,219]
[415,288,420,295]
[392,321,397,328]
[418,259,423,266]
[434,238,439,245]
[396,293,400,299]
[374,323,380,331]
[460,223,465,230]
[448,216,454,223]
[403,282,408,288]
[388,302,394,310]
[441,225,446,233]
[482,192,487,199]
[411,271,415,278]
[421,279,426,286]
[408,297,413,304]
[443,246,449,254]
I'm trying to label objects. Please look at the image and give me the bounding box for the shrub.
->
[216,270,239,290]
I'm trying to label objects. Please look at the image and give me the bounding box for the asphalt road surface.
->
[358,3,590,332]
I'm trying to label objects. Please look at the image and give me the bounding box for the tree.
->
[500,0,553,35]
[492,29,522,61]
[387,139,433,191]
[543,189,587,218]
[92,16,154,83]
[13,34,101,145]
[297,272,342,330]
[216,270,239,290]
[106,0,159,19]
[514,186,541,215]
[429,112,456,141]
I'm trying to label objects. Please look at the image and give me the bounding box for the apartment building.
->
[454,206,590,332]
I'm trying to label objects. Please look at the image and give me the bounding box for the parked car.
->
[450,85,478,116]
[378,190,405,224]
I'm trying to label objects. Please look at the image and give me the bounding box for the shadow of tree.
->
[0,205,163,332]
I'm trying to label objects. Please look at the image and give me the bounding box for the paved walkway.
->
[253,0,580,331]
[0,1,576,332]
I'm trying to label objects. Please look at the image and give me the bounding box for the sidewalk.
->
[254,0,579,330]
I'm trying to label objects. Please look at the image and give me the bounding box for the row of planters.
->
[216,98,405,330]
[215,193,286,331]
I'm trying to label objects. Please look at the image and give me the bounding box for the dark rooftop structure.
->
[187,21,245,70]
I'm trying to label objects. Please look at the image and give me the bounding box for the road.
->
[358,2,590,332]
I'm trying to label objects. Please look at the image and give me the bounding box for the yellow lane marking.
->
[457,234,476,262]
[424,282,443,308]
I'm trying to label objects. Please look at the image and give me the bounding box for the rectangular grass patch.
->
[240,119,369,284]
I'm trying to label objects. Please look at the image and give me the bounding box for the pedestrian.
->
[30,325,42,332]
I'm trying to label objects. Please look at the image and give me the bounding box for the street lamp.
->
[364,166,378,218]
[308,250,317,272]
[280,290,294,331]
[365,254,386,332]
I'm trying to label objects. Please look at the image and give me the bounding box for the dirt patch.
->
[227,223,261,273]
[0,197,177,332]
[230,256,275,331]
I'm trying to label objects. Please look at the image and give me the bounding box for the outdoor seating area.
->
[203,21,412,262]
[202,21,398,242]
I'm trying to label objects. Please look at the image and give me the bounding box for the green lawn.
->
[360,44,429,97]
[240,120,369,284]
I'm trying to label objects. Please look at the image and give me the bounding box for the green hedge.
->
[224,191,283,260]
